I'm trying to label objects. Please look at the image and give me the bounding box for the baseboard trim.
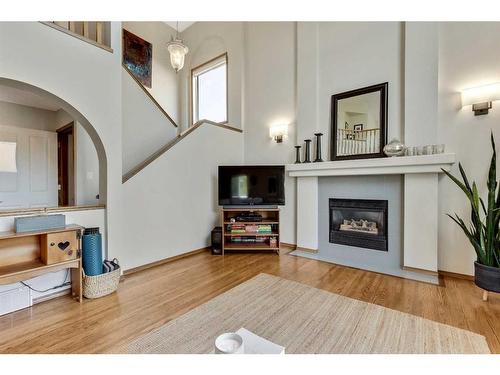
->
[402,265,439,277]
[438,270,474,281]
[33,288,71,304]
[123,247,210,276]
[294,246,319,254]
[402,267,476,282]
[278,242,296,255]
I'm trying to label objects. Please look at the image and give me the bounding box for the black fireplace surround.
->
[329,198,388,251]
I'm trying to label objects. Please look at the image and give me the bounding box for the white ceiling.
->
[0,85,61,111]
[163,22,196,33]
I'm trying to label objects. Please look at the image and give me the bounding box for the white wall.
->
[404,22,438,146]
[243,22,297,244]
[0,101,56,131]
[122,123,243,270]
[75,123,100,205]
[437,22,500,275]
[122,68,179,174]
[122,22,180,125]
[179,22,245,131]
[315,22,403,144]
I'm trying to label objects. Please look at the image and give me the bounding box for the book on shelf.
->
[230,236,267,244]
[228,224,274,234]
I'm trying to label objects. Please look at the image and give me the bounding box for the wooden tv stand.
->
[0,225,83,303]
[221,207,280,255]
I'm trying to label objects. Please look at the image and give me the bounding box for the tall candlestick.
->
[294,145,302,164]
[304,139,312,163]
[314,133,324,162]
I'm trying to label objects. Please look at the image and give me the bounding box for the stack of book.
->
[231,237,267,243]
[256,225,272,233]
[229,224,246,234]
[228,224,273,234]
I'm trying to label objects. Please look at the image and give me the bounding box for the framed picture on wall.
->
[122,29,152,88]
[353,124,363,132]
[354,124,363,140]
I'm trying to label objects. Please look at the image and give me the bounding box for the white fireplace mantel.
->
[286,153,456,284]
[287,153,456,177]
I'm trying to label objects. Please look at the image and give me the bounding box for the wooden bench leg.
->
[482,290,489,302]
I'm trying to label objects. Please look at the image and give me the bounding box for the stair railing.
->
[41,22,112,52]
[122,120,242,183]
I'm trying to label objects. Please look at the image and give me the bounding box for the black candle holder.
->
[314,133,324,162]
[303,139,312,163]
[294,146,302,164]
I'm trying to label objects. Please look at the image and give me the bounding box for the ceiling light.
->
[166,22,189,73]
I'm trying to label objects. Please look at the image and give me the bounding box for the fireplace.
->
[329,198,388,251]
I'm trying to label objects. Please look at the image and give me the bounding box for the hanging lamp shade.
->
[0,141,17,173]
[167,38,189,73]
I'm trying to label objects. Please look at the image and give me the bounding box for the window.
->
[191,53,228,125]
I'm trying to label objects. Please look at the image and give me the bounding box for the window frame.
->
[190,52,228,126]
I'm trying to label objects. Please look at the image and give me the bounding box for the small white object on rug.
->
[235,328,285,354]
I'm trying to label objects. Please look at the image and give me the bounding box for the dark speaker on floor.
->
[211,226,222,255]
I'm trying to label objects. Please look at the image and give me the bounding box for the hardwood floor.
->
[0,250,499,353]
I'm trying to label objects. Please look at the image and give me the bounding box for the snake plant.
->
[442,133,500,268]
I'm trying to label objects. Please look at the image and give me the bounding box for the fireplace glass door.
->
[329,198,388,251]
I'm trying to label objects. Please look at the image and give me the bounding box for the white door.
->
[0,125,58,209]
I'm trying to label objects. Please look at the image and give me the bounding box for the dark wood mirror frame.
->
[330,82,388,161]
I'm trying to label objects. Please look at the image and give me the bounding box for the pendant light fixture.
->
[166,21,189,73]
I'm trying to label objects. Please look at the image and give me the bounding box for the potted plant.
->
[442,133,500,299]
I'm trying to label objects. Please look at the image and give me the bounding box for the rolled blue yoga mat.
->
[82,227,103,276]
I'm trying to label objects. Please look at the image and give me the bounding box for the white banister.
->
[337,128,380,156]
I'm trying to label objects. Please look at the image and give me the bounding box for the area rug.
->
[121,273,490,354]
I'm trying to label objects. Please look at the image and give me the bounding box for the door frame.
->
[57,122,77,206]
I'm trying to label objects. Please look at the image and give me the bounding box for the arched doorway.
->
[0,77,108,205]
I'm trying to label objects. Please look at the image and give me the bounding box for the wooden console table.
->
[0,225,83,302]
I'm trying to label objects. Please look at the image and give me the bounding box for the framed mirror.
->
[331,82,388,161]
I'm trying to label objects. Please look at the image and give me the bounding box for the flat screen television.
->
[218,165,285,206]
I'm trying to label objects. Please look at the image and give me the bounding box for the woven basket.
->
[82,260,121,299]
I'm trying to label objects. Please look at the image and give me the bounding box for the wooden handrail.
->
[122,64,178,128]
[122,120,242,183]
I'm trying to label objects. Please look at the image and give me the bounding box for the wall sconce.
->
[0,141,17,173]
[269,124,288,143]
[462,82,500,116]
